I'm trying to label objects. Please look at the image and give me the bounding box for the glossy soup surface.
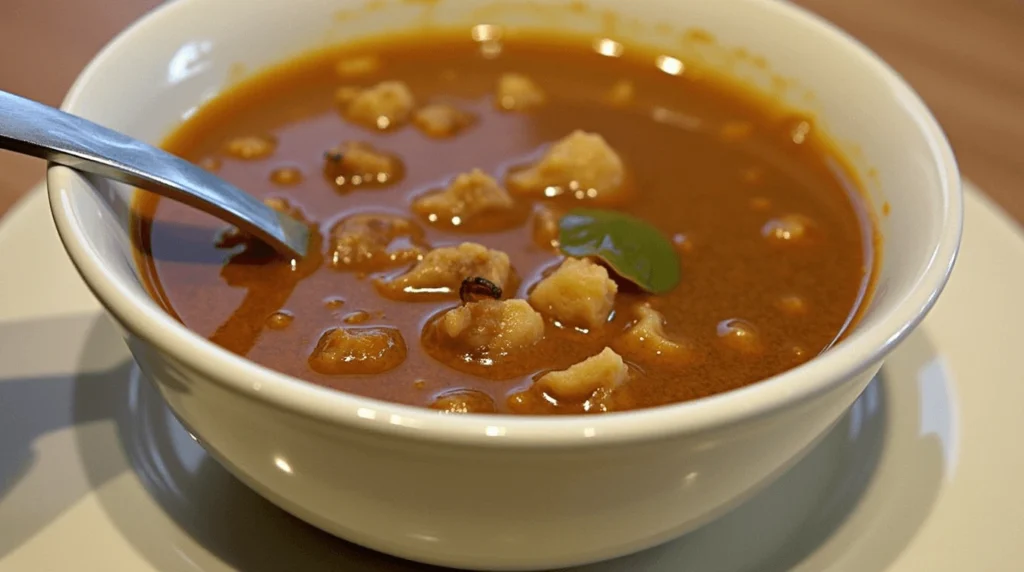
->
[133,32,875,415]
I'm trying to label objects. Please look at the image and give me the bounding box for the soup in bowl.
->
[136,32,876,415]
[47,0,960,568]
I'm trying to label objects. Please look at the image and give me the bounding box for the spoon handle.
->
[0,90,308,258]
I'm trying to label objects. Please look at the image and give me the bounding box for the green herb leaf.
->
[557,208,681,294]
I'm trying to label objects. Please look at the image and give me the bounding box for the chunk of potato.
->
[413,103,475,138]
[507,130,628,205]
[327,213,428,271]
[614,303,691,360]
[344,80,415,129]
[377,242,512,300]
[308,326,407,375]
[529,257,617,330]
[412,169,514,227]
[440,299,544,355]
[536,347,628,402]
[323,141,404,189]
[496,73,546,111]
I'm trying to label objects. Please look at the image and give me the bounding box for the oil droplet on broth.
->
[266,310,295,330]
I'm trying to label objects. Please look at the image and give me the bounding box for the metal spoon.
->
[0,89,309,258]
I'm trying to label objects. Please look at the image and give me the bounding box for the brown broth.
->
[132,32,876,414]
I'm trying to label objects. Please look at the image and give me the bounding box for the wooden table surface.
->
[2,0,1023,221]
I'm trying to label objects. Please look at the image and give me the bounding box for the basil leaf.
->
[557,208,681,294]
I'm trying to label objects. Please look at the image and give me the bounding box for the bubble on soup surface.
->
[308,326,407,375]
[270,166,304,186]
[430,389,496,414]
[762,214,816,243]
[224,135,276,160]
[266,311,294,330]
[749,197,771,211]
[716,319,761,354]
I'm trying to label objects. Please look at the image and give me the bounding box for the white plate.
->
[0,181,1021,572]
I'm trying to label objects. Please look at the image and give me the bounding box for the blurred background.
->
[2,0,1022,219]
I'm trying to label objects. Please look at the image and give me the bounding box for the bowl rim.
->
[47,0,962,448]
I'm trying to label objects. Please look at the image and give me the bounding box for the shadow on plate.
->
[0,314,134,557]
[0,314,955,571]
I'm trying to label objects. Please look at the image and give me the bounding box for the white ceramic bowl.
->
[46,0,961,569]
